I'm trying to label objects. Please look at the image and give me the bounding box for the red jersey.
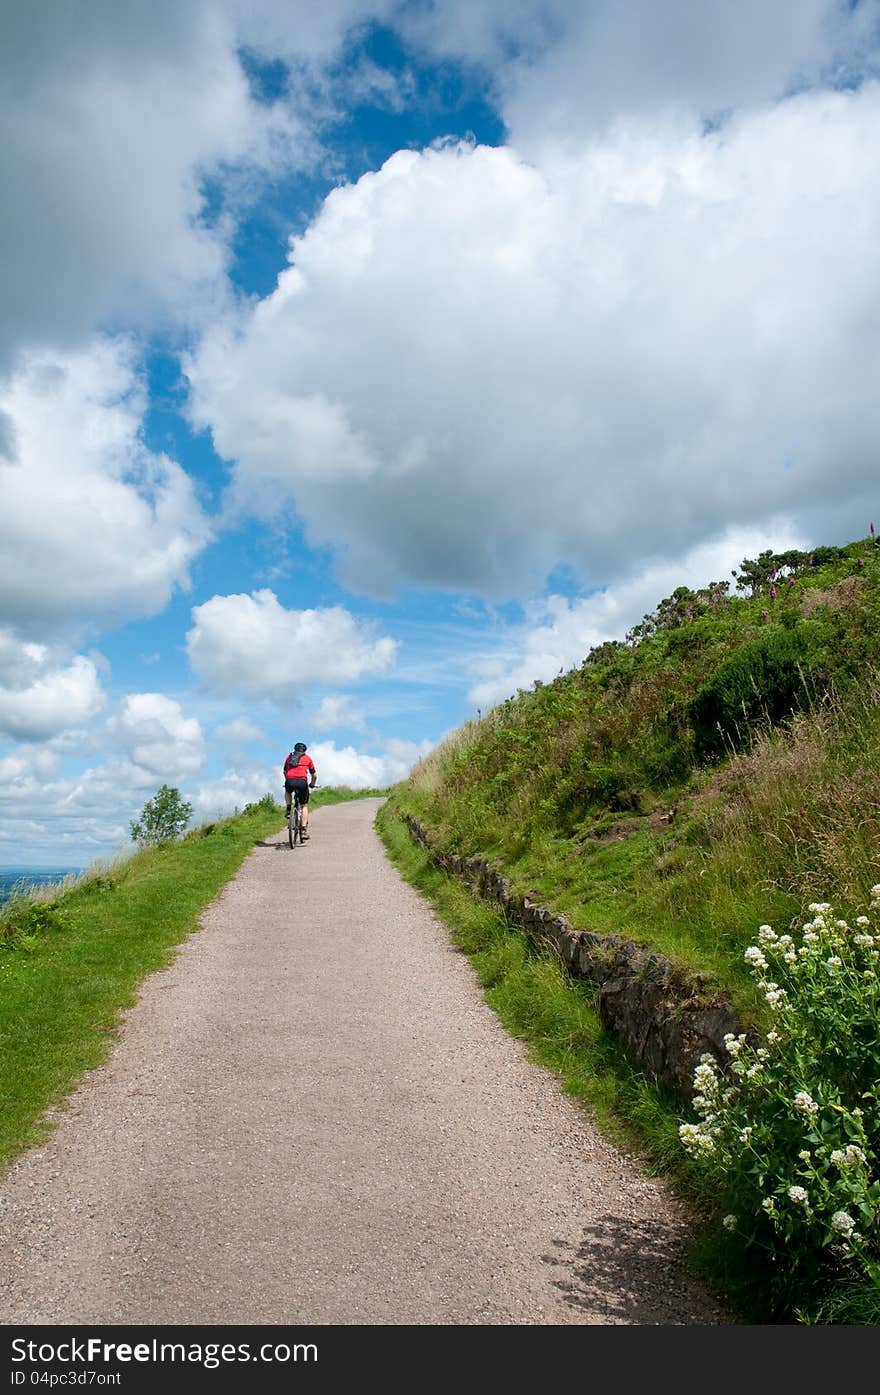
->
[284,753,315,780]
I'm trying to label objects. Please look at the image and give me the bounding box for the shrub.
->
[690,627,814,759]
[680,891,880,1319]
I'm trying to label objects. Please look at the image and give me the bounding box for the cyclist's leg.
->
[294,780,310,837]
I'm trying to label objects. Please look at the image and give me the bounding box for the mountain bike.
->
[288,794,304,848]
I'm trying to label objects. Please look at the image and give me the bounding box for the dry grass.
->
[799,574,865,617]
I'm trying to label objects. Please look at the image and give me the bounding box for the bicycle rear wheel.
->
[288,804,294,848]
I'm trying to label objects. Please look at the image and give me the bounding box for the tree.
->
[130,785,193,846]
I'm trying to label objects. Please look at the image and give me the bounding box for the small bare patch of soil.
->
[582,809,677,844]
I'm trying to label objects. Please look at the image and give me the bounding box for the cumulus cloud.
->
[0,0,399,368]
[307,736,432,788]
[187,590,398,700]
[467,522,808,709]
[310,694,368,732]
[0,340,210,635]
[213,717,266,746]
[402,1,880,149]
[0,630,105,741]
[189,763,279,820]
[524,4,871,147]
[188,84,880,603]
[111,693,206,780]
[0,742,156,866]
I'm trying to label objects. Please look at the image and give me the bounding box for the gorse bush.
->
[680,891,880,1319]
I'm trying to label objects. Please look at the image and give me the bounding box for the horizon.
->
[2,2,879,865]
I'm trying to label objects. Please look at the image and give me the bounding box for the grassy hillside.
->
[393,536,880,1019]
[383,532,880,1321]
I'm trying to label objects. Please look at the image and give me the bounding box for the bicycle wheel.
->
[288,803,294,848]
[293,801,302,846]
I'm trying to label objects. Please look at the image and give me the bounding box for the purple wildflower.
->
[769,585,777,599]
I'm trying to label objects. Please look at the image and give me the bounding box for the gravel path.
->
[0,799,727,1325]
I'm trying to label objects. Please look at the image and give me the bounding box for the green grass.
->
[394,547,880,1023]
[0,789,381,1173]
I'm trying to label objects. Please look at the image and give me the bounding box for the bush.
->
[690,627,814,759]
[680,891,880,1319]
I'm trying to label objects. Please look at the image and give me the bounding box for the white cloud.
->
[0,743,160,867]
[111,693,206,780]
[310,694,368,732]
[513,2,880,154]
[0,0,397,368]
[307,736,432,788]
[186,590,398,700]
[467,522,809,709]
[189,763,279,820]
[403,1,880,153]
[0,340,210,635]
[188,84,880,603]
[0,630,105,741]
[213,717,266,745]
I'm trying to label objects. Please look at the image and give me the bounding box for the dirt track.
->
[0,799,727,1325]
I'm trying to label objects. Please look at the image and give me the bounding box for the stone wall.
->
[402,812,745,1101]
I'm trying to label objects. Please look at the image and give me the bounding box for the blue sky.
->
[2,1,880,867]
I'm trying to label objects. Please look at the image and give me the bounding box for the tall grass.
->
[640,676,880,1011]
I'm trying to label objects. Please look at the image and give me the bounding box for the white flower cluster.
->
[831,1211,856,1236]
[830,1145,866,1168]
[794,1091,819,1116]
[682,895,880,1266]
[679,1121,716,1155]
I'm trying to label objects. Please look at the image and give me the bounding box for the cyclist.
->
[283,742,317,838]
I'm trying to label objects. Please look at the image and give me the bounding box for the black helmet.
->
[293,741,307,752]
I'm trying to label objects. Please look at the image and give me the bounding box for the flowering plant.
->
[680,889,880,1309]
